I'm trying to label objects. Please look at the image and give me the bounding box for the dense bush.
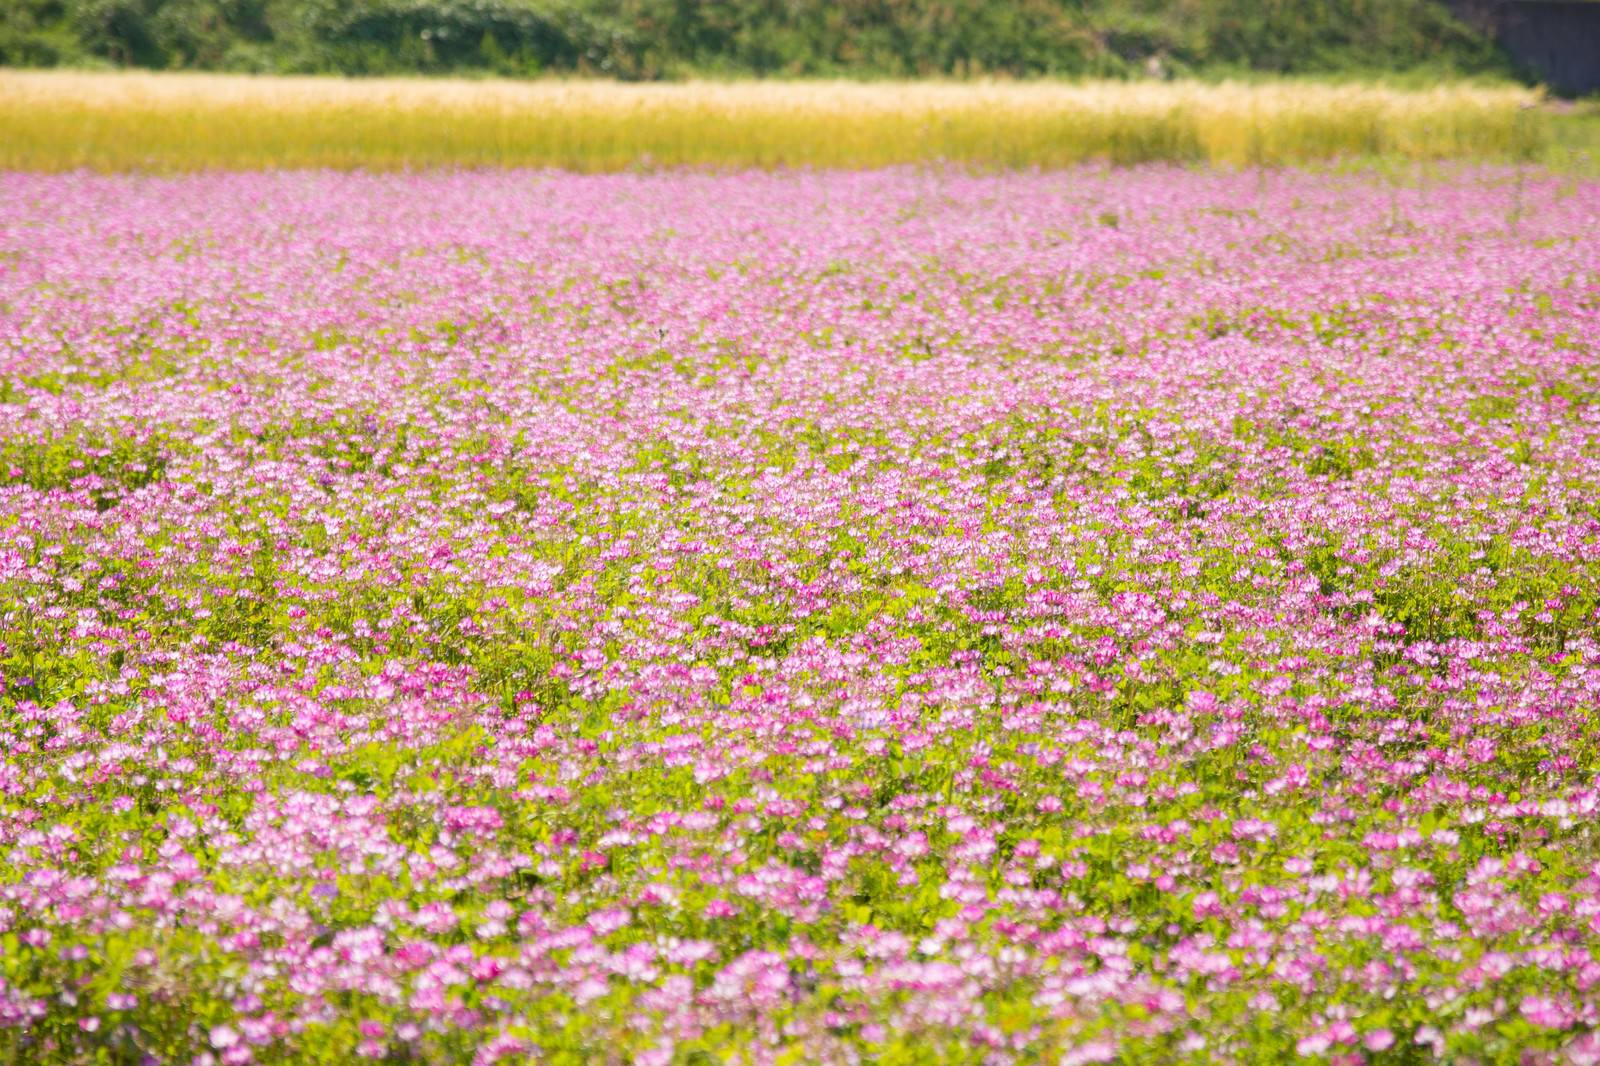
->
[0,0,1513,79]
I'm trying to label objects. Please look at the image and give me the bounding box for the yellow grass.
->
[0,69,1550,171]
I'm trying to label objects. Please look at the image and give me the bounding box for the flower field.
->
[1,166,1600,1063]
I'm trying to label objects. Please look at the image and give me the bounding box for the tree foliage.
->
[0,0,1510,80]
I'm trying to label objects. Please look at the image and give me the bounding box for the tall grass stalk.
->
[0,70,1552,171]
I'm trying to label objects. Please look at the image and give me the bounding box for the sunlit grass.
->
[0,70,1563,171]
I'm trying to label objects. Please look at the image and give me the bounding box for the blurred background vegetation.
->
[0,0,1518,81]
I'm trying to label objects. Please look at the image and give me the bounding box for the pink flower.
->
[1522,995,1575,1030]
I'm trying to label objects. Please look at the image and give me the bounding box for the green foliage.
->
[0,0,1517,80]
[0,429,175,496]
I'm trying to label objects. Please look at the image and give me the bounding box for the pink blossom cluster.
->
[0,166,1599,1062]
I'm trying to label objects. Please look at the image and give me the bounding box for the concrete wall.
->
[1450,1,1600,96]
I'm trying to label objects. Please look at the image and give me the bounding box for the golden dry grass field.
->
[0,70,1573,171]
